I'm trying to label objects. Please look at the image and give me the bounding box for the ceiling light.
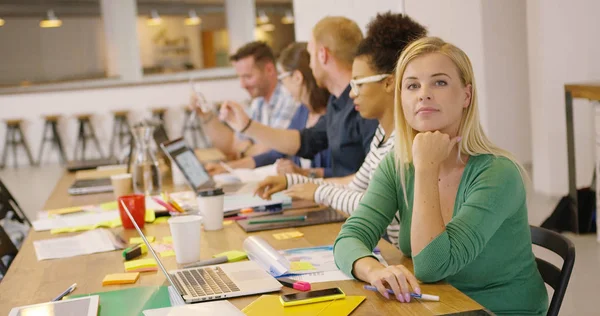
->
[40,10,62,28]
[259,23,275,32]
[256,11,269,25]
[147,9,162,26]
[185,9,201,26]
[281,11,294,24]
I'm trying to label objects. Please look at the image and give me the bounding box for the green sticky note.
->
[145,209,156,223]
[290,261,316,272]
[100,201,118,211]
[213,250,247,262]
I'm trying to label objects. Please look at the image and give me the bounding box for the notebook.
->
[9,296,99,316]
[70,286,171,316]
[143,301,244,316]
[236,207,347,232]
[242,295,365,316]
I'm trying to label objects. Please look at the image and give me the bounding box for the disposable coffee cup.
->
[197,188,225,231]
[168,215,202,264]
[111,173,133,200]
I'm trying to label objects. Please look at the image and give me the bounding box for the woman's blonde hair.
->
[393,37,526,205]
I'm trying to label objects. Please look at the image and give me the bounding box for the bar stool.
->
[1,119,35,168]
[37,115,67,165]
[151,107,168,121]
[109,110,131,158]
[73,114,104,161]
[181,106,209,148]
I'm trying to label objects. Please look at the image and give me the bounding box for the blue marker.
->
[363,285,439,301]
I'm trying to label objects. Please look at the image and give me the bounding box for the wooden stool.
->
[73,114,104,161]
[37,115,67,165]
[151,107,168,121]
[181,106,209,149]
[109,110,131,158]
[1,119,35,168]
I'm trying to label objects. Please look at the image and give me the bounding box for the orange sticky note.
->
[102,272,140,286]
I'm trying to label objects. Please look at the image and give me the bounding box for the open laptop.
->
[119,200,282,303]
[159,137,255,195]
[68,123,170,195]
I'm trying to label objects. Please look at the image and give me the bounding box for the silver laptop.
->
[159,137,256,195]
[119,200,282,304]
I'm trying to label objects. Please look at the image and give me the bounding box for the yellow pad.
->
[102,272,140,286]
[100,201,118,211]
[153,217,169,224]
[213,250,247,262]
[273,231,304,240]
[47,206,88,216]
[223,220,234,226]
[145,209,156,223]
[242,295,366,316]
[162,236,173,244]
[159,250,176,258]
[130,236,155,244]
[290,261,316,272]
[124,258,157,272]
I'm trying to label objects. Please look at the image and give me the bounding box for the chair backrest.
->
[0,178,31,226]
[530,225,576,316]
[0,224,18,276]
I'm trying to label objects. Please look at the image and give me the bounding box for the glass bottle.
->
[132,125,162,196]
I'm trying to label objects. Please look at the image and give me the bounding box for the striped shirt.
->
[285,125,400,246]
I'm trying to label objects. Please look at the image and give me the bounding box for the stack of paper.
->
[33,229,119,260]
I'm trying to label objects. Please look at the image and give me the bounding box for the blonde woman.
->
[333,37,548,315]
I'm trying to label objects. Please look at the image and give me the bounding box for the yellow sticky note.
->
[154,217,169,224]
[213,250,247,262]
[290,261,316,272]
[162,236,173,244]
[47,206,87,216]
[124,258,157,272]
[273,231,304,240]
[102,272,140,286]
[130,236,155,244]
[160,250,176,258]
[100,201,118,211]
[145,209,156,223]
[223,220,233,226]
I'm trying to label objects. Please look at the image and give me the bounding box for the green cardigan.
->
[334,153,548,315]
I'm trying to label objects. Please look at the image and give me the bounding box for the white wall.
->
[527,0,600,196]
[0,17,106,85]
[292,0,403,41]
[0,78,245,165]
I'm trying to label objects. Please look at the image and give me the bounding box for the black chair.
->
[0,178,31,227]
[530,225,575,316]
[0,224,18,276]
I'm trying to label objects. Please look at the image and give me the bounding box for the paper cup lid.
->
[168,215,202,224]
[197,188,224,197]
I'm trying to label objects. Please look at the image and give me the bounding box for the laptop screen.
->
[161,138,213,191]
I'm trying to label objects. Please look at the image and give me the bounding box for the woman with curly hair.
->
[255,12,427,246]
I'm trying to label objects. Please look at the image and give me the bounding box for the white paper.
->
[33,229,118,260]
[223,192,291,212]
[32,211,120,231]
[287,270,352,283]
[214,164,277,184]
[143,300,243,316]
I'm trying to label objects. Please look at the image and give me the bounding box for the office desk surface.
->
[0,173,484,315]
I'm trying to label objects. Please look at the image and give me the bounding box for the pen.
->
[220,162,236,174]
[363,285,439,302]
[52,283,77,302]
[181,256,228,269]
[248,215,307,225]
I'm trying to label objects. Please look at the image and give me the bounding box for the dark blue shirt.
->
[296,85,379,177]
[252,105,333,177]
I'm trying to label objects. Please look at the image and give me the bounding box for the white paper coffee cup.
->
[197,188,225,231]
[168,215,202,264]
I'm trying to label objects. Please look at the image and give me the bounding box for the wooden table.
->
[562,82,600,233]
[0,173,485,315]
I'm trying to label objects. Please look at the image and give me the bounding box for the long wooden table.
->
[0,172,485,315]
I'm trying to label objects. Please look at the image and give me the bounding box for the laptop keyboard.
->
[176,266,241,297]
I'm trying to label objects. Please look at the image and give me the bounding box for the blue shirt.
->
[252,105,333,177]
[296,85,379,177]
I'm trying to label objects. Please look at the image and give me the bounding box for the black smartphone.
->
[279,287,345,306]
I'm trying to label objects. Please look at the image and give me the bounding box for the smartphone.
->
[279,287,346,307]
